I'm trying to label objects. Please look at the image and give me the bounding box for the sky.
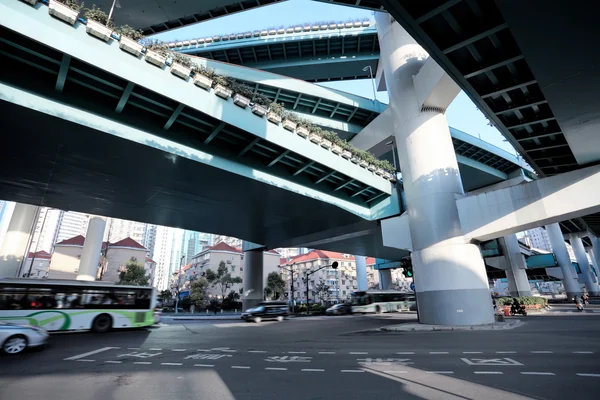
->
[154,0,516,156]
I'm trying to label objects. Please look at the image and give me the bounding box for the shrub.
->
[144,39,170,57]
[282,111,302,124]
[229,80,254,98]
[57,0,84,12]
[115,24,145,41]
[83,4,112,27]
[496,296,547,306]
[268,102,285,117]
[193,65,216,80]
[172,52,193,68]
[212,74,230,87]
[252,92,272,107]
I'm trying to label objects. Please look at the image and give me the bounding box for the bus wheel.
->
[375,305,382,314]
[92,314,112,333]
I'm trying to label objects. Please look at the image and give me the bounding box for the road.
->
[1,313,599,399]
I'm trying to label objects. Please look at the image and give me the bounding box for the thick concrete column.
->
[546,223,580,298]
[379,269,392,290]
[498,235,531,296]
[589,235,600,279]
[243,249,263,311]
[77,217,105,281]
[0,204,39,278]
[355,255,368,291]
[376,14,493,325]
[570,235,600,296]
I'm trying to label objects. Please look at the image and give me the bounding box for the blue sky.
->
[155,0,516,155]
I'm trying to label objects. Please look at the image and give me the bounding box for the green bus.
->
[0,278,157,332]
[350,290,416,314]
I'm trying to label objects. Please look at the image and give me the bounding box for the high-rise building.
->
[181,231,212,263]
[211,235,242,249]
[104,218,157,257]
[29,208,61,254]
[153,226,186,291]
[522,227,552,252]
[55,211,90,244]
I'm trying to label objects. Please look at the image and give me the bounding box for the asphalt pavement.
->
[1,313,599,400]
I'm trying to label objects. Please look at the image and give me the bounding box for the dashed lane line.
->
[318,351,336,354]
[531,351,553,354]
[341,370,365,373]
[521,372,555,376]
[172,349,186,352]
[573,351,594,354]
[161,363,183,366]
[149,348,162,351]
[288,351,306,354]
[265,367,287,371]
[302,369,325,372]
[76,359,95,362]
[496,351,517,354]
[105,361,122,364]
[248,350,267,353]
[474,371,503,375]
[349,352,368,355]
[576,373,600,377]
[429,352,449,354]
[231,366,251,369]
[396,352,414,355]
[426,371,454,374]
[463,352,483,354]
[64,347,120,361]
[134,362,152,365]
[194,364,214,368]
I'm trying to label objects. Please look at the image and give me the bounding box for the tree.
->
[312,279,330,305]
[222,290,242,310]
[190,278,209,307]
[205,261,242,301]
[266,271,286,300]
[118,258,149,286]
[159,290,173,302]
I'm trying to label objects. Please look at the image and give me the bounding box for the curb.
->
[379,319,523,332]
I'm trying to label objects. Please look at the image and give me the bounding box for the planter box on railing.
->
[282,119,297,132]
[320,139,332,149]
[119,35,144,57]
[170,63,192,80]
[267,112,282,124]
[331,145,342,155]
[233,94,250,109]
[145,50,167,68]
[86,20,113,42]
[296,126,309,138]
[350,156,360,164]
[359,160,369,168]
[252,104,268,117]
[367,164,376,172]
[48,0,79,25]
[341,150,352,159]
[22,0,38,6]
[375,168,384,176]
[309,133,322,144]
[193,74,212,90]
[214,84,233,99]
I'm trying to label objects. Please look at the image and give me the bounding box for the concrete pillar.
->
[77,217,105,281]
[355,255,368,291]
[588,249,598,282]
[569,235,600,296]
[376,14,493,325]
[589,235,600,280]
[379,269,392,290]
[0,204,39,278]
[546,223,580,298]
[243,249,263,311]
[498,235,531,297]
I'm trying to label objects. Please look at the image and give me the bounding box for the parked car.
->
[241,301,289,323]
[0,322,49,355]
[326,303,352,315]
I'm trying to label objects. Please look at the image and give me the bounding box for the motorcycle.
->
[576,302,584,312]
[510,303,527,316]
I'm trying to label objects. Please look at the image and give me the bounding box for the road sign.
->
[410,282,415,291]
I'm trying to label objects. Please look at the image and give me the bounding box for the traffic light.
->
[401,257,413,278]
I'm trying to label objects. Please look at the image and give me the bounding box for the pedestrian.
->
[582,292,589,306]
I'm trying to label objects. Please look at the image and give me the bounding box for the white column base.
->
[77,217,106,281]
[355,255,368,291]
[0,204,39,278]
[243,249,264,311]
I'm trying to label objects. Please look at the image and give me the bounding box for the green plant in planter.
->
[251,93,272,107]
[83,4,113,27]
[229,80,254,98]
[57,0,84,12]
[268,102,286,117]
[144,39,170,57]
[212,74,231,88]
[380,160,395,172]
[115,24,145,41]
[282,111,302,124]
[172,52,193,68]
[192,65,216,80]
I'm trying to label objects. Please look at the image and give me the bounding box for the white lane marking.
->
[573,351,594,354]
[105,361,122,364]
[429,352,449,354]
[76,359,95,362]
[265,367,287,371]
[149,348,162,351]
[64,347,119,361]
[127,348,140,350]
[341,370,365,373]
[426,371,454,374]
[350,352,368,355]
[161,363,183,366]
[396,352,414,355]
[495,351,516,354]
[231,366,250,369]
[521,372,555,376]
[319,351,335,354]
[531,351,553,354]
[576,373,600,377]
[384,370,408,374]
[463,352,483,354]
[302,369,325,372]
[194,364,215,368]
[249,350,267,353]
[134,362,152,365]
[474,371,503,375]
[288,351,306,354]
[172,349,186,352]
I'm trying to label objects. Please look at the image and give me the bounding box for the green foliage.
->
[266,272,286,300]
[205,261,243,300]
[190,277,209,306]
[282,110,302,124]
[159,290,173,302]
[251,92,272,107]
[268,102,286,117]
[312,279,330,304]
[57,0,84,12]
[212,74,230,87]
[496,296,548,306]
[144,39,170,57]
[229,80,254,98]
[172,52,193,68]
[222,290,242,310]
[83,4,112,27]
[180,295,191,310]
[115,24,145,41]
[118,258,149,286]
[192,65,216,80]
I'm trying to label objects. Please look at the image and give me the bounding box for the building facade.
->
[522,227,552,252]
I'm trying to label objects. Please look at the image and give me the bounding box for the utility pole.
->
[27,208,50,278]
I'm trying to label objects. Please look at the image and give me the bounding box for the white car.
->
[0,322,49,355]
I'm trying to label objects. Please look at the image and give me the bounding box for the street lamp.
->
[304,261,339,314]
[279,263,298,314]
[362,65,377,101]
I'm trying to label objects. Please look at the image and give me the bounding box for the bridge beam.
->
[413,57,461,112]
[55,54,71,92]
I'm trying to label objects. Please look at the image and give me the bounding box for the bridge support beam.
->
[0,203,39,278]
[376,13,493,325]
[355,255,368,291]
[243,246,264,311]
[498,235,531,297]
[546,223,580,298]
[379,269,392,290]
[569,235,600,296]
[77,217,106,281]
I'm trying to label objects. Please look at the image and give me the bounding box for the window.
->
[231,266,236,272]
